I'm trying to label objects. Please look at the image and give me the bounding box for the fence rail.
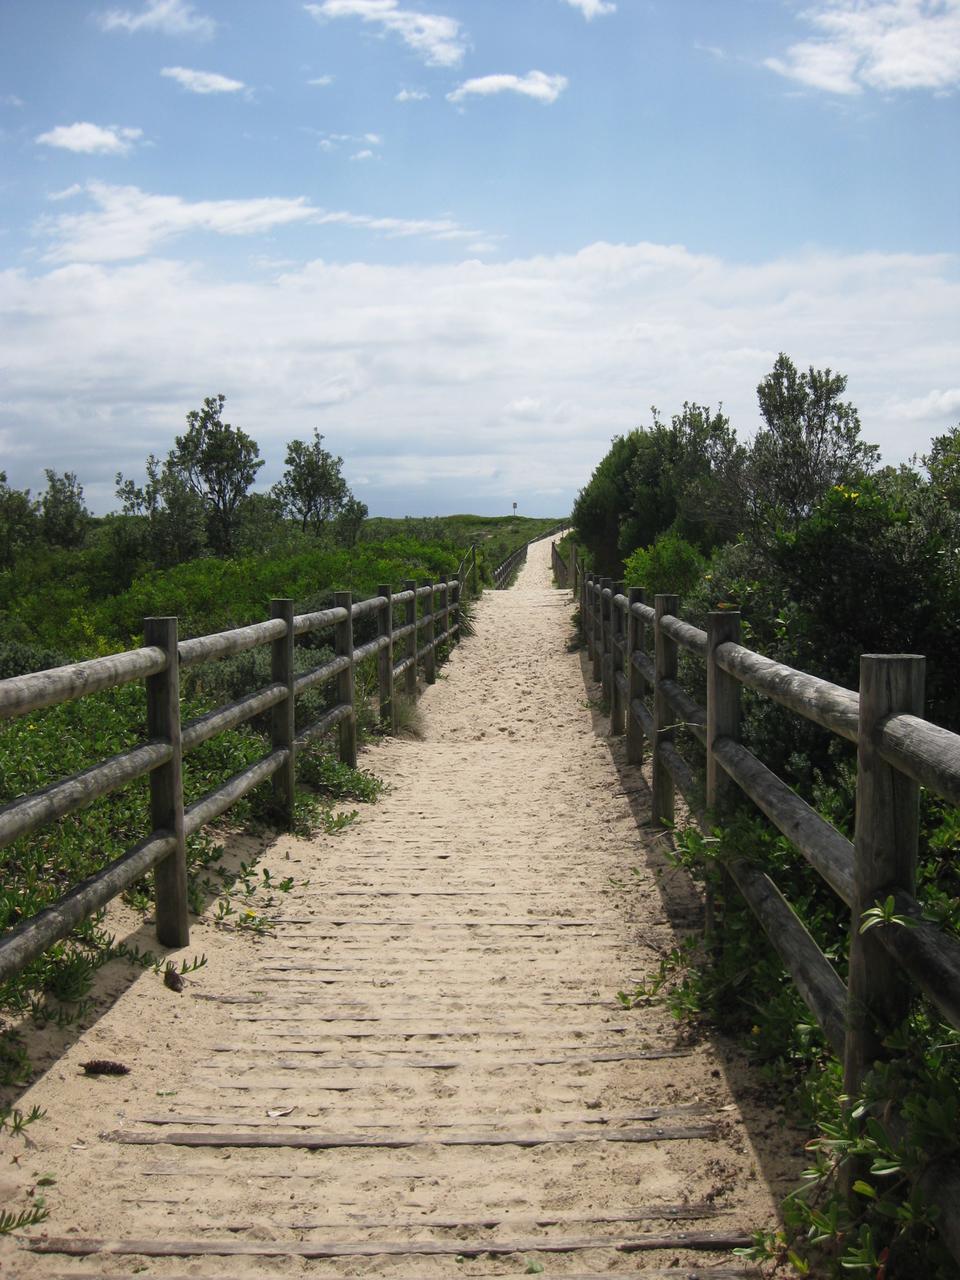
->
[0,572,468,986]
[577,568,960,1262]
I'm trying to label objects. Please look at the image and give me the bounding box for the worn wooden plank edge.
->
[110,1123,718,1148]
[135,1104,715,1128]
[48,1272,757,1280]
[26,1230,754,1257]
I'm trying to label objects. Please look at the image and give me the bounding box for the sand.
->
[0,536,805,1278]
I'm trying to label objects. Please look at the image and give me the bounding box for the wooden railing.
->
[0,576,463,984]
[492,523,569,589]
[577,570,960,1260]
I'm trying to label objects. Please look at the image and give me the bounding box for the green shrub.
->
[624,530,705,599]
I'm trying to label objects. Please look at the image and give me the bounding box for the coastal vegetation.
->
[571,353,960,1277]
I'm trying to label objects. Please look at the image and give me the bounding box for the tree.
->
[274,430,349,534]
[115,453,208,568]
[571,431,647,575]
[0,473,39,569]
[333,495,368,547]
[924,423,960,509]
[572,402,740,575]
[746,354,878,537]
[167,395,263,555]
[38,470,89,549]
[621,402,743,556]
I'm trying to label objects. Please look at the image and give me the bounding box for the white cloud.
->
[447,70,569,105]
[2,94,25,108]
[396,88,429,101]
[312,129,383,153]
[308,75,335,85]
[304,1,466,67]
[98,0,216,38]
[766,0,960,95]
[506,396,545,419]
[2,240,956,515]
[49,184,84,201]
[35,181,485,261]
[35,122,143,155]
[351,149,375,160]
[890,386,960,420]
[161,66,246,94]
[562,0,616,19]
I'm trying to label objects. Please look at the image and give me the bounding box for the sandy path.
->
[1,537,803,1278]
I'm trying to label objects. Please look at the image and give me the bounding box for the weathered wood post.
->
[569,543,577,596]
[451,577,461,646]
[270,598,296,827]
[651,594,679,829]
[626,587,645,765]
[610,582,625,736]
[601,579,614,701]
[403,579,418,697]
[583,574,593,656]
[144,617,188,948]
[440,576,450,644]
[706,612,742,815]
[377,585,395,733]
[334,591,357,768]
[594,575,602,667]
[706,611,742,945]
[472,545,478,595]
[844,654,925,1095]
[423,581,437,685]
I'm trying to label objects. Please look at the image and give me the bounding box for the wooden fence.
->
[577,568,960,1260]
[0,572,469,986]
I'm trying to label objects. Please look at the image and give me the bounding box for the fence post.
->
[569,544,577,596]
[270,599,296,827]
[334,591,357,768]
[651,594,679,829]
[423,581,436,685]
[592,577,605,684]
[377,585,395,734]
[451,577,461,646]
[144,616,188,948]
[403,579,418,697]
[600,578,613,703]
[844,654,925,1096]
[706,612,741,815]
[705,611,742,947]
[440,575,450,645]
[610,582,625,736]
[626,587,645,765]
[472,546,478,595]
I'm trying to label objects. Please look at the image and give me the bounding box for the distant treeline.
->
[0,395,561,668]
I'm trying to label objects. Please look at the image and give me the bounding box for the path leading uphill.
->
[2,537,803,1278]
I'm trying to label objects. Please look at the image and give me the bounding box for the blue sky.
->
[1,0,958,516]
